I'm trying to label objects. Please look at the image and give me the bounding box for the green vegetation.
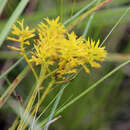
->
[0,0,130,130]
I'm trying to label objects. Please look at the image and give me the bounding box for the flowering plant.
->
[8,17,107,80]
[0,0,129,129]
[7,16,107,129]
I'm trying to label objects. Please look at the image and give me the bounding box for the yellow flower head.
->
[8,20,35,43]
[7,20,35,54]
[38,16,66,41]
[8,17,107,79]
[57,32,107,76]
[30,17,67,65]
[30,17,107,78]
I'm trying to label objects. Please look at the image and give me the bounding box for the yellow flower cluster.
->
[8,17,107,78]
[8,20,35,55]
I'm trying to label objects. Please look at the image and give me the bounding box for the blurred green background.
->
[0,0,130,130]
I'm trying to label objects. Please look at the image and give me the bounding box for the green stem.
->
[0,0,8,15]
[17,64,47,130]
[44,83,68,130]
[0,0,29,47]
[21,41,38,80]
[55,60,130,115]
[0,57,24,80]
[64,0,97,25]
[22,80,55,130]
[9,119,19,130]
[100,5,130,47]
[23,54,38,80]
[68,0,112,30]
[82,0,102,38]
[40,60,130,127]
[60,0,63,22]
[0,65,30,108]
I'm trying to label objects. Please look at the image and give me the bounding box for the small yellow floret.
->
[8,20,35,43]
[8,20,35,56]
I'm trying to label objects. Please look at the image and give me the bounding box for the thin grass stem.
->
[0,0,8,15]
[82,0,102,38]
[0,65,30,108]
[68,0,112,31]
[100,5,130,47]
[17,64,47,130]
[40,60,130,127]
[22,80,55,130]
[0,0,29,47]
[64,0,97,25]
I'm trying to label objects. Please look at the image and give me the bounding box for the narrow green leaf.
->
[0,65,30,108]
[82,0,102,38]
[43,84,67,130]
[0,0,29,47]
[40,60,130,127]
[54,60,130,116]
[100,5,130,47]
[0,57,24,80]
[64,0,97,25]
[0,0,8,15]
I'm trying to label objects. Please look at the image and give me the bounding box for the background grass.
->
[0,0,130,130]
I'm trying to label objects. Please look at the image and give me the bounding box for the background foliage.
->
[0,0,130,130]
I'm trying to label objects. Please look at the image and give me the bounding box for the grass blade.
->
[39,60,130,127]
[8,98,41,130]
[82,0,102,38]
[68,0,112,31]
[0,0,29,47]
[100,5,130,47]
[0,57,24,80]
[0,65,30,108]
[43,83,68,130]
[0,0,8,15]
[64,0,97,25]
[54,60,130,116]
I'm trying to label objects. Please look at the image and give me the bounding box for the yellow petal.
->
[8,45,21,51]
